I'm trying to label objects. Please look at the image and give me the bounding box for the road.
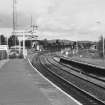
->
[0,58,80,105]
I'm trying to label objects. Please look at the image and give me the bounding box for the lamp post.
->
[102,35,104,58]
[96,21,105,58]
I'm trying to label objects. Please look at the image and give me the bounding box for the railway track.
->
[44,54,105,99]
[49,54,105,84]
[31,52,105,105]
[47,52,105,83]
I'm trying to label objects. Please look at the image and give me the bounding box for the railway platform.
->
[0,58,81,105]
[60,55,105,68]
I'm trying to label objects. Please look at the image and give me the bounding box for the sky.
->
[0,0,105,41]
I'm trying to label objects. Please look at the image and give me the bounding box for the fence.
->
[0,50,8,60]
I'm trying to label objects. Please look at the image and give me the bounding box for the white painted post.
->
[19,40,21,54]
[7,37,9,59]
[103,35,104,58]
[23,32,25,58]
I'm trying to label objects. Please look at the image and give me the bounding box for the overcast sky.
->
[0,0,105,41]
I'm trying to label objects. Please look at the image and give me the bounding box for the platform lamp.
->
[96,21,105,58]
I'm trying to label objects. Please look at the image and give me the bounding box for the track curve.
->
[31,52,105,105]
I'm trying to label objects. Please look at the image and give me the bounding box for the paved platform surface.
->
[0,58,80,105]
[69,56,105,68]
[0,59,9,69]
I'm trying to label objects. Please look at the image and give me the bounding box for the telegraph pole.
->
[13,0,17,47]
[13,0,15,34]
[30,15,38,48]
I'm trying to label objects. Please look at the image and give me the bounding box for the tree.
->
[8,35,19,48]
[0,34,7,45]
[42,39,48,49]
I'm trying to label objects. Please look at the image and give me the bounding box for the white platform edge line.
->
[28,58,83,105]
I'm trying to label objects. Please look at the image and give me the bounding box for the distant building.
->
[90,44,97,50]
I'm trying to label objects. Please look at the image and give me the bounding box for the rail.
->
[31,52,105,105]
